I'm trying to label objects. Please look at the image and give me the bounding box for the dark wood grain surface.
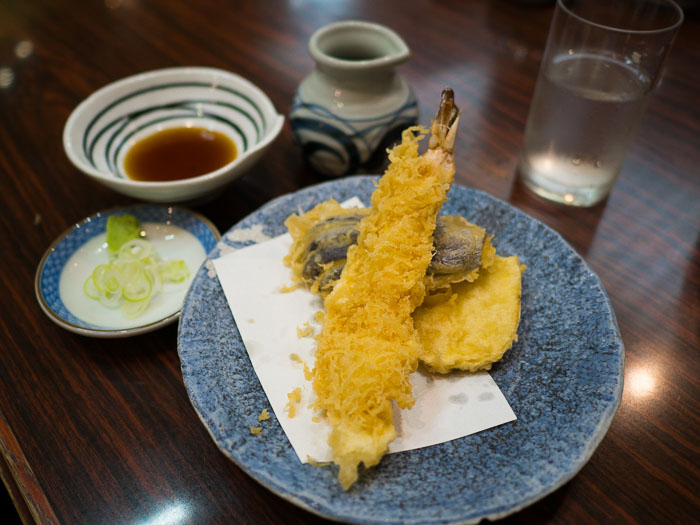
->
[1,0,698,523]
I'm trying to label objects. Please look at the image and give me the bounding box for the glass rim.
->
[557,0,684,35]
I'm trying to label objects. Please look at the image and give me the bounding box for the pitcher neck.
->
[308,20,411,81]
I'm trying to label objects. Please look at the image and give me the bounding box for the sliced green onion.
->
[83,236,189,319]
[119,238,153,261]
[122,296,150,318]
[99,288,122,309]
[122,268,152,302]
[91,264,112,291]
[161,260,190,283]
[94,265,121,294]
[83,275,100,300]
[145,263,162,293]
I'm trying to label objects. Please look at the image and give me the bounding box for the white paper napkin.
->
[213,204,516,463]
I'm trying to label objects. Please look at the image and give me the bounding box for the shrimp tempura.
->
[310,89,460,489]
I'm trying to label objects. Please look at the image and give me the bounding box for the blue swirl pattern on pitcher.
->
[290,92,418,177]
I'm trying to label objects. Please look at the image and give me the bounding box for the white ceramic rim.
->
[62,66,284,190]
[308,19,411,71]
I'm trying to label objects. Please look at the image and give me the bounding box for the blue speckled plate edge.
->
[177,176,624,524]
[35,204,221,338]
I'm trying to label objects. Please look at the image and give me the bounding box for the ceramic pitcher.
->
[290,20,418,177]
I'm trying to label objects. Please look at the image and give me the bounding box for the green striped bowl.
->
[63,67,284,203]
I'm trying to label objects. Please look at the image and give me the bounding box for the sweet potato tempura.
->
[309,90,460,489]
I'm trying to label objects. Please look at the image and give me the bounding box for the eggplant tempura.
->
[286,203,497,298]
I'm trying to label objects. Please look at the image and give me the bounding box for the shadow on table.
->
[508,174,606,259]
[0,486,22,525]
[497,479,572,523]
[71,323,180,364]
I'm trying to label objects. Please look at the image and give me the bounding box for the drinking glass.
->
[518,0,683,207]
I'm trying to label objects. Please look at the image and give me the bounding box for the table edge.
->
[0,409,58,524]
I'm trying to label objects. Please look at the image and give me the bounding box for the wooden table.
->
[1,0,698,523]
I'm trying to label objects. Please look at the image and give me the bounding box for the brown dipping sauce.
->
[124,127,237,181]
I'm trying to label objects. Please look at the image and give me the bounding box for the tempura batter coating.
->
[415,255,524,373]
[312,112,458,488]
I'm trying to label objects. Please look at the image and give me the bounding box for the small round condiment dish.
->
[35,204,220,338]
[63,67,284,203]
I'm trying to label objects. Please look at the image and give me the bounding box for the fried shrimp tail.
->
[305,89,461,489]
[428,87,460,152]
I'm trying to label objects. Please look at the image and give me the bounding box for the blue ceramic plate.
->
[177,177,624,524]
[36,204,220,338]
